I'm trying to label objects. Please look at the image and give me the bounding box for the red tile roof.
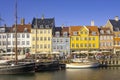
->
[10,24,31,33]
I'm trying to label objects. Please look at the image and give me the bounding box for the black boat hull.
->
[0,62,35,74]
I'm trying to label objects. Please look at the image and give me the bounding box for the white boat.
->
[66,58,100,69]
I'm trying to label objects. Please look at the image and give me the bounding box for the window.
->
[80,44,83,47]
[55,31,60,37]
[93,37,95,40]
[106,30,110,34]
[37,37,39,40]
[44,44,47,48]
[17,41,20,45]
[72,44,74,47]
[48,30,51,34]
[22,41,25,45]
[22,34,25,38]
[89,43,91,47]
[85,44,87,47]
[84,37,87,40]
[45,25,49,28]
[7,34,11,38]
[40,25,43,28]
[76,37,79,41]
[40,30,43,34]
[27,41,29,45]
[48,37,50,41]
[76,44,79,48]
[17,34,20,38]
[32,45,35,48]
[100,30,104,34]
[32,37,35,41]
[93,44,95,47]
[37,45,39,49]
[92,32,96,35]
[53,39,56,42]
[63,32,68,37]
[40,44,43,48]
[24,28,28,32]
[44,37,47,41]
[89,37,91,40]
[44,30,46,34]
[27,34,29,38]
[71,37,74,41]
[7,41,11,45]
[48,44,50,48]
[73,31,77,35]
[40,37,43,41]
[81,31,83,34]
[85,32,87,34]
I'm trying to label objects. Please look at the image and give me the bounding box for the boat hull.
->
[0,62,35,74]
[66,63,100,69]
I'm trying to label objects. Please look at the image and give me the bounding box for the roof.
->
[32,18,55,29]
[86,26,99,36]
[99,27,113,35]
[70,26,99,36]
[61,27,69,36]
[10,24,31,33]
[69,26,82,36]
[109,19,120,31]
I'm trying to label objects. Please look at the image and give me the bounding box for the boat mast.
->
[35,18,37,61]
[15,0,18,64]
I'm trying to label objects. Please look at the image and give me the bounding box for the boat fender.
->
[36,59,39,62]
[11,64,15,66]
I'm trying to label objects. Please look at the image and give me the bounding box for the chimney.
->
[41,14,44,20]
[91,20,94,26]
[21,18,25,25]
[115,16,119,21]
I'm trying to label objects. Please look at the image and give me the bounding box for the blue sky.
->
[0,0,120,27]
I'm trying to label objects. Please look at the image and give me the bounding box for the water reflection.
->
[0,68,120,80]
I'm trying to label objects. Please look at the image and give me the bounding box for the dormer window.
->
[106,30,110,34]
[45,25,49,28]
[73,31,77,35]
[92,32,96,35]
[100,30,104,34]
[13,28,16,32]
[40,25,43,28]
[55,31,60,37]
[114,28,119,31]
[24,28,28,32]
[63,32,68,37]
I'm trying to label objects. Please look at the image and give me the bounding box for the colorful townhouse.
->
[70,26,99,53]
[52,27,70,56]
[104,16,120,54]
[31,17,55,54]
[99,27,114,53]
[0,25,10,52]
[9,18,31,54]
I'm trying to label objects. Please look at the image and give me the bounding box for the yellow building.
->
[31,17,55,54]
[70,26,99,53]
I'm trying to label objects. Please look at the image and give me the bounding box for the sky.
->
[0,0,120,27]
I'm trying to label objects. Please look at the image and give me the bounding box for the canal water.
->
[0,67,120,80]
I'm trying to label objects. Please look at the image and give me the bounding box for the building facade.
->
[104,16,120,54]
[52,27,70,56]
[31,17,55,54]
[99,27,114,53]
[70,26,99,53]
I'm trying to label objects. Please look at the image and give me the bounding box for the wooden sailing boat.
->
[0,0,35,74]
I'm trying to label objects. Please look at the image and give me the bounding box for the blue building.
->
[52,27,70,56]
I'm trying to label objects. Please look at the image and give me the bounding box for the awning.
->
[80,51,88,53]
[51,51,60,54]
